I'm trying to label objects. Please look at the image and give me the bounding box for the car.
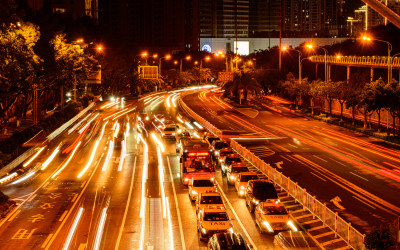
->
[226,163,249,185]
[161,125,177,140]
[197,208,234,241]
[245,180,278,213]
[273,231,321,249]
[255,200,297,234]
[189,177,217,201]
[211,140,229,158]
[207,232,251,250]
[216,148,234,167]
[221,154,242,175]
[235,172,259,197]
[196,192,225,215]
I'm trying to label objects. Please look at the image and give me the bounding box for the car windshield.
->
[214,142,228,150]
[261,205,288,215]
[203,212,229,221]
[240,175,258,182]
[193,179,214,187]
[232,167,249,173]
[164,127,175,131]
[200,196,223,204]
[253,184,278,200]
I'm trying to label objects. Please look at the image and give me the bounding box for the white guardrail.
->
[179,91,366,250]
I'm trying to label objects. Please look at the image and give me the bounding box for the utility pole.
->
[33,84,38,125]
[279,0,283,71]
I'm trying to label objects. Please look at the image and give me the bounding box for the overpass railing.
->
[179,91,365,250]
[310,55,400,68]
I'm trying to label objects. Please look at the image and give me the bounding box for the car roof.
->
[214,233,248,248]
[199,192,221,197]
[192,177,213,180]
[240,172,257,176]
[275,231,320,249]
[203,208,228,213]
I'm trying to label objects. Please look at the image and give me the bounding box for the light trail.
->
[112,107,136,121]
[77,139,100,178]
[172,94,179,107]
[98,121,108,141]
[112,120,118,131]
[23,147,45,167]
[157,147,167,218]
[103,108,129,121]
[100,102,114,109]
[184,121,194,129]
[63,207,84,250]
[11,172,36,185]
[68,114,91,134]
[144,96,159,105]
[41,146,60,170]
[125,121,130,137]
[93,207,108,250]
[102,140,114,172]
[138,133,148,250]
[166,197,174,250]
[78,113,100,134]
[193,121,203,130]
[151,99,164,110]
[52,141,82,179]
[113,123,120,138]
[177,116,184,123]
[193,131,200,139]
[118,140,126,171]
[0,172,17,183]
[151,133,165,152]
[166,94,172,108]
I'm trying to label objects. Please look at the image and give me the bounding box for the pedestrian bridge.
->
[309,55,400,69]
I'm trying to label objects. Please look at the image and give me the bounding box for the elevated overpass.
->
[362,0,400,29]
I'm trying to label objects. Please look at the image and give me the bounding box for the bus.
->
[179,139,215,185]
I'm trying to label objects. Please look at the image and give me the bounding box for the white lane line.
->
[80,181,86,188]
[216,182,257,250]
[71,194,78,203]
[350,172,369,181]
[352,196,376,209]
[313,155,328,162]
[59,210,68,222]
[280,156,292,162]
[27,194,37,202]
[115,156,137,250]
[167,157,186,250]
[310,172,327,182]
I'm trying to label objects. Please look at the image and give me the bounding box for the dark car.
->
[208,232,251,250]
[245,180,278,213]
[273,231,321,249]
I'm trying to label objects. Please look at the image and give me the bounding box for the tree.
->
[384,80,400,136]
[336,81,359,122]
[50,33,97,109]
[308,79,324,115]
[0,21,42,129]
[363,79,386,132]
[222,70,263,104]
[364,227,395,250]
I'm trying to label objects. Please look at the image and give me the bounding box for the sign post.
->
[139,66,159,79]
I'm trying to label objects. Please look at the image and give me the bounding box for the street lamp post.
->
[361,36,392,83]
[306,44,328,84]
[180,56,191,73]
[200,56,211,69]
[282,46,302,84]
[158,54,171,76]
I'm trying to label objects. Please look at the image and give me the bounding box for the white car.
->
[255,200,297,234]
[196,192,226,215]
[234,172,258,197]
[162,125,177,140]
[189,177,216,201]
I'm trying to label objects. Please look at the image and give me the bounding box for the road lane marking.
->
[115,156,137,250]
[71,193,78,203]
[313,155,328,162]
[40,234,53,248]
[27,194,37,202]
[43,154,103,250]
[216,182,257,250]
[166,157,186,250]
[349,172,369,181]
[42,182,49,189]
[80,181,86,188]
[280,155,292,162]
[59,210,68,222]
[310,172,327,182]
[8,210,21,222]
[78,243,86,250]
[12,228,37,239]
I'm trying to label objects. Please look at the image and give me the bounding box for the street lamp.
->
[214,52,231,72]
[281,46,302,84]
[361,35,392,83]
[200,56,211,69]
[180,56,191,73]
[158,54,171,76]
[305,43,328,84]
[232,56,242,69]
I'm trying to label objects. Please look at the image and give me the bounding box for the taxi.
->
[189,177,217,201]
[197,208,234,241]
[254,200,297,234]
[234,172,258,197]
[226,163,249,185]
[196,192,226,215]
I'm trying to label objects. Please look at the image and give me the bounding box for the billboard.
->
[139,66,158,79]
[218,72,234,82]
[234,41,249,55]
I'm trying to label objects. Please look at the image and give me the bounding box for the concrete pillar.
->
[370,68,374,83]
[347,66,350,83]
[328,65,332,82]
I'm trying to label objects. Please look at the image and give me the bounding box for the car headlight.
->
[287,220,298,231]
[240,186,245,190]
[219,159,223,162]
[252,198,259,204]
[263,221,274,232]
[172,133,175,135]
[228,227,233,233]
[211,177,214,181]
[201,228,207,234]
[192,190,198,195]
[230,176,235,180]
[184,178,188,182]
[239,190,244,195]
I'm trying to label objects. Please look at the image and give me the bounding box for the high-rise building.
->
[26,0,97,19]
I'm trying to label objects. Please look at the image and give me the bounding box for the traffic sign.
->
[218,72,233,82]
[139,66,158,79]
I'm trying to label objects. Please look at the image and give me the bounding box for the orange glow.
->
[186,55,191,60]
[165,54,171,59]
[153,54,158,58]
[336,54,341,59]
[247,61,253,65]
[362,35,372,41]
[141,52,148,57]
[97,46,103,51]
[76,38,84,43]
[188,152,209,157]
[194,61,198,65]
[174,60,178,65]
[205,56,210,61]
[281,46,287,51]
[305,43,313,49]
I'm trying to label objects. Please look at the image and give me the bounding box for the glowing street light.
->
[306,43,328,84]
[180,56,192,72]
[97,45,103,52]
[281,46,302,84]
[159,54,172,76]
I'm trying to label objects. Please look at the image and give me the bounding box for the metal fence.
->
[179,92,366,250]
[311,55,400,68]
[47,102,95,142]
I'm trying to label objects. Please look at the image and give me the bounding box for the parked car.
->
[273,231,321,249]
[197,208,234,241]
[207,232,251,250]
[189,177,217,201]
[226,163,249,185]
[196,192,225,215]
[221,154,242,175]
[255,200,297,234]
[245,180,278,213]
[235,172,259,197]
